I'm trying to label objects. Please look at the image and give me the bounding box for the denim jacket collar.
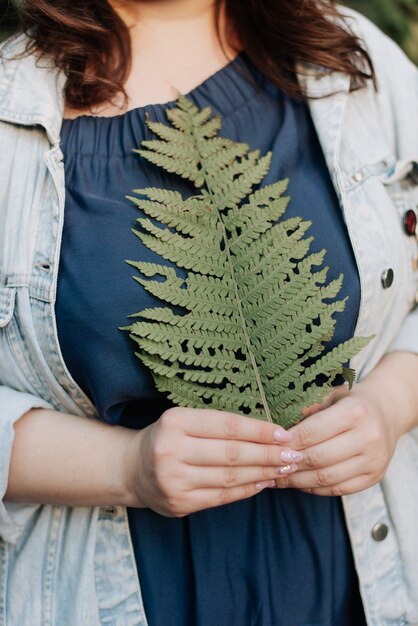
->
[0,35,65,145]
[296,66,351,180]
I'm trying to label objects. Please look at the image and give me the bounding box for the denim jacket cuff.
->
[0,386,52,544]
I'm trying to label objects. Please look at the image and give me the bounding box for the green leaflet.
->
[123,96,373,427]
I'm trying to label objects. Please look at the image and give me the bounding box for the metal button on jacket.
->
[371,523,389,542]
[381,268,394,289]
[403,209,417,237]
[100,505,117,516]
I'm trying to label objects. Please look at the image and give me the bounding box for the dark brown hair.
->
[11,0,375,109]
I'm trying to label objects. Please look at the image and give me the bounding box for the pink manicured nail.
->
[280,450,303,463]
[276,463,298,476]
[255,480,276,490]
[273,427,293,443]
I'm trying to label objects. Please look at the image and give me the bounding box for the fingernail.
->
[280,450,303,463]
[276,463,298,475]
[255,480,276,490]
[273,427,293,443]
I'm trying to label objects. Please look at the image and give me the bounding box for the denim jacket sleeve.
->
[342,8,418,356]
[0,37,60,543]
[0,387,52,543]
[381,40,418,354]
[371,22,418,356]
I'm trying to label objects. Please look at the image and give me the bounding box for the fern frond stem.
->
[219,223,273,423]
[187,115,272,423]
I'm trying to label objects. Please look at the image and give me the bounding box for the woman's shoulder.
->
[0,33,65,143]
[0,31,59,83]
[337,5,398,49]
[337,6,417,86]
[0,32,26,57]
[338,6,417,156]
[0,32,36,76]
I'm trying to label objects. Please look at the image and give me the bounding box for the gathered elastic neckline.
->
[60,53,268,157]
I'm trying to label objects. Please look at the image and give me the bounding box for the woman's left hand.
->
[274,352,418,496]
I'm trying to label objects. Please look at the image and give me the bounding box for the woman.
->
[0,1,417,624]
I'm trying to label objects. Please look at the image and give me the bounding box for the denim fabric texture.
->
[0,8,417,626]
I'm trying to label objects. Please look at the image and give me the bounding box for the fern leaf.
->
[124,96,374,426]
[342,367,357,389]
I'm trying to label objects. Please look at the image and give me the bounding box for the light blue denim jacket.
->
[0,9,417,626]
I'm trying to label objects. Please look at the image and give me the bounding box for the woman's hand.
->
[125,407,302,516]
[274,389,397,496]
[274,351,418,496]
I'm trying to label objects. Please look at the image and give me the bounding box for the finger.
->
[297,431,363,471]
[188,480,277,513]
[274,457,368,490]
[179,408,293,444]
[299,475,372,497]
[288,402,355,450]
[187,463,299,489]
[301,385,349,418]
[183,438,303,467]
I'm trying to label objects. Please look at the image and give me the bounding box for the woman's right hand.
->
[125,407,302,517]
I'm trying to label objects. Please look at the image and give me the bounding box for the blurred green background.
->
[0,0,417,63]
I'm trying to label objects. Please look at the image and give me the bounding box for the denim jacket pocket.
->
[379,159,418,315]
[4,287,95,415]
[0,285,15,328]
[380,159,418,215]
[343,157,394,192]
[381,159,418,187]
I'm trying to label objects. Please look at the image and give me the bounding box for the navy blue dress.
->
[57,54,367,626]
